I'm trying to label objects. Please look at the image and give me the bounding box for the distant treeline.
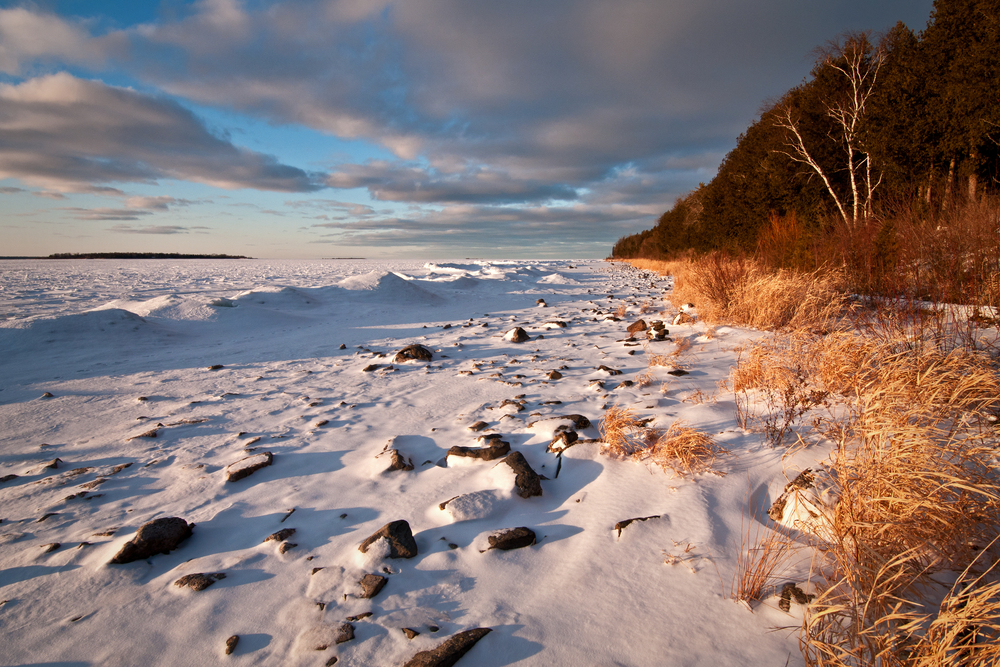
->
[612,0,998,261]
[46,253,252,259]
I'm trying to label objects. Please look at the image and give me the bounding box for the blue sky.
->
[0,0,935,258]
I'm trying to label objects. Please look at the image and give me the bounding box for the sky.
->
[0,0,936,259]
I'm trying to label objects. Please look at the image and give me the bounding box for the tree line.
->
[612,0,999,265]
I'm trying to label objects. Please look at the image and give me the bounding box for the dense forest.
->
[612,0,999,291]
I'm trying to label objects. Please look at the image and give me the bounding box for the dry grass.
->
[614,303,628,318]
[732,513,796,607]
[598,403,646,459]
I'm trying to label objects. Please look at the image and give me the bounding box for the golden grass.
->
[732,513,796,606]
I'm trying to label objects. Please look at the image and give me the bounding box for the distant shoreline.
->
[0,253,254,260]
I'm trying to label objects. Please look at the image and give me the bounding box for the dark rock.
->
[667,369,689,377]
[547,370,562,380]
[613,380,634,390]
[544,321,567,328]
[278,542,297,554]
[613,515,661,538]
[403,627,421,639]
[402,627,492,667]
[41,543,60,553]
[503,452,543,498]
[44,458,62,469]
[36,512,57,523]
[359,520,418,559]
[778,582,814,612]
[174,572,226,591]
[40,392,54,398]
[359,573,387,598]
[442,323,451,329]
[225,635,239,655]
[626,319,648,335]
[336,623,355,644]
[110,462,133,474]
[536,299,547,306]
[546,430,578,453]
[467,421,488,432]
[109,517,193,564]
[504,327,530,343]
[225,451,273,482]
[0,474,18,484]
[264,528,296,543]
[386,449,415,472]
[597,365,622,375]
[498,399,524,411]
[326,657,339,666]
[488,527,536,550]
[768,469,815,521]
[346,612,372,621]
[394,344,434,363]
[128,429,158,440]
[560,414,591,429]
[428,626,440,632]
[208,365,224,370]
[446,440,510,461]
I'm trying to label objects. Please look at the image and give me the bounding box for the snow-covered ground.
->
[0,259,817,666]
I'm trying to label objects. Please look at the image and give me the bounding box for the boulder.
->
[503,327,530,343]
[402,628,492,667]
[626,319,648,335]
[503,452,542,498]
[394,344,434,363]
[225,452,273,482]
[109,517,193,564]
[359,520,418,559]
[488,527,536,550]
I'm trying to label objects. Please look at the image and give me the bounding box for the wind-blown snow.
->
[0,259,815,666]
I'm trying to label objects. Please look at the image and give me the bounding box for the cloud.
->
[0,73,324,193]
[0,186,25,194]
[108,224,191,234]
[59,207,155,221]
[0,7,124,75]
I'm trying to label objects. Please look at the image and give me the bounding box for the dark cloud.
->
[59,207,154,221]
[0,73,324,193]
[0,186,25,194]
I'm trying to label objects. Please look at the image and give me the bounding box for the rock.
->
[667,369,689,377]
[768,469,815,521]
[503,327,530,343]
[225,452,273,482]
[109,517,193,564]
[359,520,418,559]
[447,440,510,461]
[207,364,224,370]
[503,452,542,498]
[0,474,19,484]
[536,298,547,306]
[386,449,415,472]
[467,421,489,432]
[488,527,536,550]
[560,414,591,429]
[359,573,387,598]
[613,515,661,537]
[596,365,622,376]
[778,582,814,612]
[174,572,226,591]
[41,543,60,553]
[394,344,434,363]
[225,635,239,655]
[264,528,296,543]
[345,612,372,621]
[279,542,297,554]
[127,429,158,441]
[326,658,338,666]
[403,627,421,639]
[362,363,383,372]
[403,628,492,667]
[40,392,54,398]
[111,462,133,474]
[626,319,648,335]
[336,623,355,645]
[613,380,634,390]
[547,370,562,380]
[542,321,567,328]
[44,458,62,469]
[546,430,578,453]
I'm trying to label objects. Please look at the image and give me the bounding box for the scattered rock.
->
[326,658,339,666]
[41,543,60,553]
[40,392,54,398]
[503,452,543,498]
[359,520,418,559]
[207,365,224,370]
[225,452,273,482]
[547,370,563,380]
[536,299,547,307]
[467,421,489,432]
[403,627,421,639]
[446,440,510,461]
[667,369,690,377]
[37,513,58,523]
[768,469,815,521]
[225,635,239,655]
[314,420,329,427]
[488,527,536,551]
[543,321,567,328]
[109,517,193,564]
[0,474,18,484]
[626,319,648,336]
[402,627,492,667]
[279,542,297,554]
[359,573,387,598]
[559,414,591,429]
[127,429,158,441]
[503,327,530,343]
[613,380,635,390]
[597,365,622,375]
[43,458,62,469]
[394,344,434,363]
[386,449,415,472]
[264,528,296,543]
[174,572,226,591]
[110,462,133,474]
[778,582,814,612]
[336,623,355,644]
[547,430,578,453]
[613,515,661,538]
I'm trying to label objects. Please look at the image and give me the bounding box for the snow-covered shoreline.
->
[0,259,813,666]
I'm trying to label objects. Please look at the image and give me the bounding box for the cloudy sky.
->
[0,0,934,258]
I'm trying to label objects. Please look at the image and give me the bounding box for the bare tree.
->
[774,33,885,229]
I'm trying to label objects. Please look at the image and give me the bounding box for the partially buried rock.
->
[503,452,542,498]
[394,344,433,363]
[359,520,418,559]
[174,572,226,591]
[109,517,193,564]
[467,421,488,432]
[626,319,648,336]
[546,430,578,453]
[225,452,273,482]
[403,628,492,667]
[0,474,17,484]
[547,370,562,380]
[336,623,355,645]
[488,527,536,551]
[386,449,414,472]
[597,365,622,376]
[446,440,510,461]
[403,628,421,639]
[225,635,239,655]
[359,573,387,598]
[503,327,530,343]
[264,528,296,543]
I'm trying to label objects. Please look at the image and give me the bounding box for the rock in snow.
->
[394,344,434,363]
[109,517,193,564]
[359,520,418,559]
[402,628,492,667]
[488,527,536,550]
[225,452,273,482]
[502,451,543,498]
